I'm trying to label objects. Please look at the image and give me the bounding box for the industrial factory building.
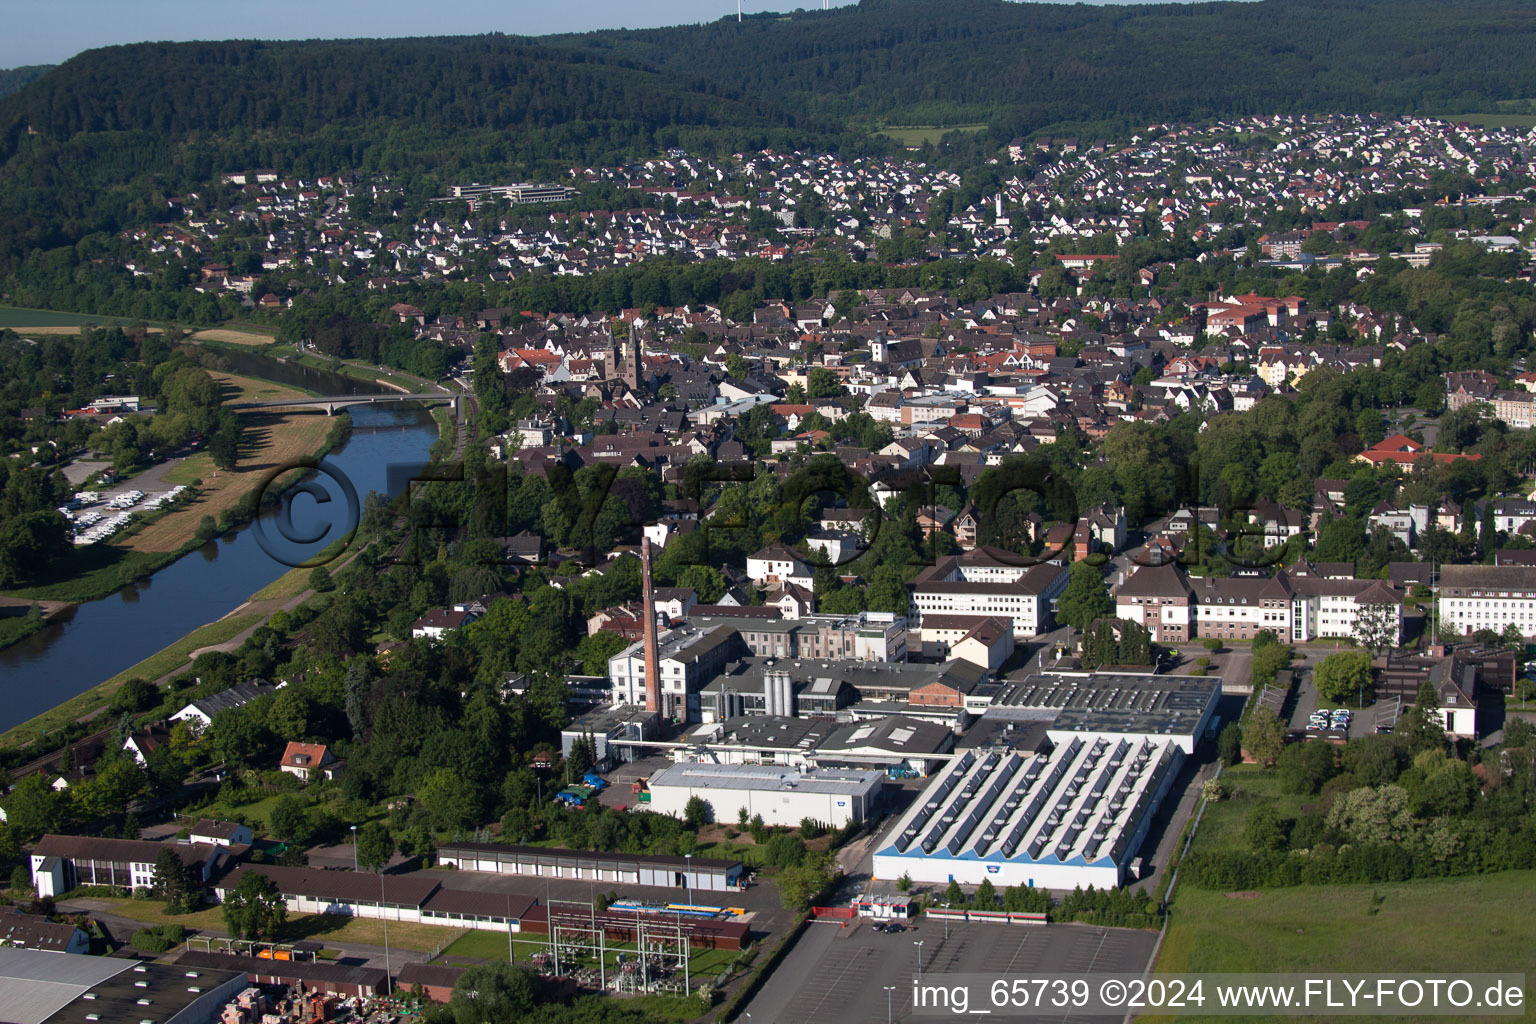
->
[644,762,885,828]
[871,737,1182,890]
[870,671,1219,890]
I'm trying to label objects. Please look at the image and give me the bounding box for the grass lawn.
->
[1148,873,1536,1023]
[265,343,432,394]
[193,328,278,346]
[94,898,464,952]
[1185,766,1309,851]
[0,544,171,603]
[248,565,315,601]
[1146,764,1536,1022]
[0,613,261,749]
[0,305,169,329]
[116,380,339,554]
[440,929,743,976]
[1433,111,1536,129]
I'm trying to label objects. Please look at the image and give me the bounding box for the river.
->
[0,353,438,732]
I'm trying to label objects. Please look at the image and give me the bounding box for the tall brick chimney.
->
[641,537,661,714]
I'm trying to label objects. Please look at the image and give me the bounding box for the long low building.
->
[214,865,535,934]
[436,842,744,892]
[645,762,885,828]
[872,737,1182,891]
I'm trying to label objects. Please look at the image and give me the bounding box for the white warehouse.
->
[644,762,884,828]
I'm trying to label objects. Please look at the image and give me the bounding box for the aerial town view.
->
[2,0,1536,1021]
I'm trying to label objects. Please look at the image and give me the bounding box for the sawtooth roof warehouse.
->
[872,671,1218,890]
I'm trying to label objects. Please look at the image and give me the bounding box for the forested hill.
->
[0,37,821,157]
[544,0,1536,129]
[0,37,847,272]
[0,66,53,100]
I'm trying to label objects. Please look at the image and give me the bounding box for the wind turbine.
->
[738,0,742,21]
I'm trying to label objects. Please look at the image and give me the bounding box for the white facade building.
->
[644,763,884,828]
[910,548,1070,639]
[1438,564,1536,637]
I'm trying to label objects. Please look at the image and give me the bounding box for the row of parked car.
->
[1307,708,1353,732]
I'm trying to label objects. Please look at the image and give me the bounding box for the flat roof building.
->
[645,762,884,828]
[0,948,244,1024]
[872,736,1182,891]
[988,671,1220,753]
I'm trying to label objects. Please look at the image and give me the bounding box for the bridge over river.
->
[228,392,463,416]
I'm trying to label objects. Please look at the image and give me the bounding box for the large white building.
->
[746,544,814,589]
[910,547,1070,639]
[644,762,885,828]
[1438,564,1536,637]
[871,671,1219,890]
[872,738,1182,890]
[1114,563,1402,644]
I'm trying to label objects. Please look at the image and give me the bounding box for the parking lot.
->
[744,918,1159,1023]
[1282,658,1397,739]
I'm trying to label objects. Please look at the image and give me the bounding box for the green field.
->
[1151,873,1536,1024]
[874,123,988,147]
[1149,766,1536,1023]
[1434,112,1536,129]
[0,305,165,329]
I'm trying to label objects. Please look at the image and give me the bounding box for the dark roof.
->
[421,887,536,918]
[174,949,385,991]
[32,834,212,868]
[398,962,467,991]
[185,680,272,717]
[217,865,440,909]
[0,910,81,951]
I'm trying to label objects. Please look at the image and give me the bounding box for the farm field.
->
[1149,873,1536,1023]
[874,123,987,146]
[193,327,278,346]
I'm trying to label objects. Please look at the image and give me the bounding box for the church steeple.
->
[624,329,645,391]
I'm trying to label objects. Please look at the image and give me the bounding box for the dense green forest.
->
[547,0,1536,128]
[0,66,53,100]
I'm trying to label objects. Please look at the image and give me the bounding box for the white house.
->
[746,544,814,589]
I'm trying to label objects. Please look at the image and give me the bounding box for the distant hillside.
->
[0,65,53,100]
[2,0,1535,275]
[543,0,1536,129]
[0,37,847,273]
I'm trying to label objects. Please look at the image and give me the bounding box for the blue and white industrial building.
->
[871,671,1218,890]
